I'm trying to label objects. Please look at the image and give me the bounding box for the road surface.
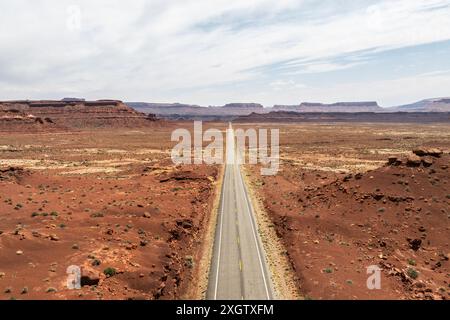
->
[207,124,274,300]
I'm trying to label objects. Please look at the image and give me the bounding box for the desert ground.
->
[0,123,224,300]
[1,119,449,300]
[241,122,450,300]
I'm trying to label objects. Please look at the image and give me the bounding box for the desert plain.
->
[241,122,450,300]
[0,117,449,300]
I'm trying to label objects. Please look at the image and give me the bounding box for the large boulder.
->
[413,148,443,157]
[406,154,422,167]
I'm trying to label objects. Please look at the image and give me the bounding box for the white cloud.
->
[252,69,450,107]
[270,79,306,92]
[0,0,449,105]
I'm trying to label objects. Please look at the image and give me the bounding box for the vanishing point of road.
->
[207,124,274,300]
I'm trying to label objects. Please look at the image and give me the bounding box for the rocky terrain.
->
[0,109,60,132]
[0,100,158,130]
[236,111,450,123]
[1,107,449,301]
[0,125,220,300]
[244,123,450,300]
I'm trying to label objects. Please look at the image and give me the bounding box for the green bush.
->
[408,259,416,266]
[407,268,419,279]
[103,267,117,277]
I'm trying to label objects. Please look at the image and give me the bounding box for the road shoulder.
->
[188,164,225,299]
[242,165,302,300]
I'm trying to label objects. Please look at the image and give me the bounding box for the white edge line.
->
[236,151,272,300]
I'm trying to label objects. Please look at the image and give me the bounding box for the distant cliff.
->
[274,101,382,113]
[128,102,269,118]
[221,103,264,109]
[0,100,158,130]
[388,98,450,112]
[129,101,384,119]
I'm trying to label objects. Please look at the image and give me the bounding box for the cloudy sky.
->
[1,0,450,107]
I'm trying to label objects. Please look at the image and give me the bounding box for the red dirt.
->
[244,123,450,300]
[0,126,219,300]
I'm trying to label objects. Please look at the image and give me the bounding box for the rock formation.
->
[0,100,158,130]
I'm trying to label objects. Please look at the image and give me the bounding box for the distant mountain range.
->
[126,102,267,118]
[387,98,450,112]
[127,98,450,119]
[273,101,382,113]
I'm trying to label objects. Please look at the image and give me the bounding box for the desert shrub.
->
[103,267,117,277]
[90,212,104,218]
[184,256,194,269]
[92,259,102,266]
[407,268,419,279]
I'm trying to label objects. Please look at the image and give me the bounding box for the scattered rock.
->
[143,212,151,219]
[388,157,402,166]
[125,244,137,250]
[372,193,384,201]
[343,174,352,182]
[413,148,443,158]
[177,219,193,229]
[407,155,422,167]
[422,157,433,167]
[81,268,101,286]
[91,259,102,267]
[140,240,148,247]
[407,238,422,251]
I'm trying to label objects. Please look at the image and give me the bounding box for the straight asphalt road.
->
[207,124,274,300]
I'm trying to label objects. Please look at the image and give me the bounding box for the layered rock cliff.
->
[0,100,158,130]
[274,101,382,113]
